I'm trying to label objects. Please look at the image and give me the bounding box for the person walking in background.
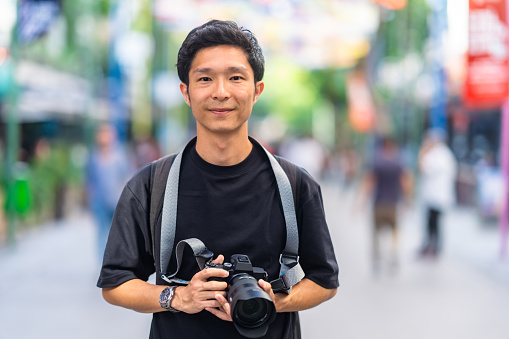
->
[361,136,411,273]
[418,128,457,258]
[86,123,131,261]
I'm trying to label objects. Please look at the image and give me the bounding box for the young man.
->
[97,20,339,338]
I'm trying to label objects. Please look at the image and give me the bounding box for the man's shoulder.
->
[125,161,153,197]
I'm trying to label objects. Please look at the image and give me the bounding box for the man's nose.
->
[212,78,230,100]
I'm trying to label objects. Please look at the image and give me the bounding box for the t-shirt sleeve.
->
[297,170,340,290]
[97,164,155,288]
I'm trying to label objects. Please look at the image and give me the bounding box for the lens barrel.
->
[228,274,276,338]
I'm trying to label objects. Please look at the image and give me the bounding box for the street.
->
[1,183,508,339]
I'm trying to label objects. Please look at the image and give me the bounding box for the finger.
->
[211,254,225,265]
[202,281,228,291]
[258,279,275,300]
[199,267,229,280]
[200,290,227,300]
[258,279,271,293]
[215,294,232,320]
[205,306,232,321]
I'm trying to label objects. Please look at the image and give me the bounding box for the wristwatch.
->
[159,286,180,312]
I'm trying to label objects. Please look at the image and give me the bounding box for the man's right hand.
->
[171,255,229,314]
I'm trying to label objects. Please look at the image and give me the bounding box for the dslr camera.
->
[206,254,276,338]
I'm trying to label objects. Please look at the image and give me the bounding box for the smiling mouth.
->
[209,108,233,115]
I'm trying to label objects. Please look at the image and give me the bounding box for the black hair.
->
[177,20,265,85]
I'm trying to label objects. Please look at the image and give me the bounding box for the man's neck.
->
[195,131,252,166]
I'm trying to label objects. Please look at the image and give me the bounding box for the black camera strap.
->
[151,137,304,292]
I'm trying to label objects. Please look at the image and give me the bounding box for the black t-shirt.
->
[371,153,403,205]
[98,138,339,339]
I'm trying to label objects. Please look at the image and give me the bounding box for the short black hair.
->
[177,20,265,85]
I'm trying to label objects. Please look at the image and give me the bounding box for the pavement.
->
[1,182,508,339]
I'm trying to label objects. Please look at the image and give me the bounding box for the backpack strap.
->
[274,155,301,220]
[159,150,184,278]
[260,149,305,294]
[149,153,177,270]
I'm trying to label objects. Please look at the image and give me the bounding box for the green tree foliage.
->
[380,1,431,59]
[257,57,325,134]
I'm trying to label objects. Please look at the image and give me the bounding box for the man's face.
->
[180,45,264,137]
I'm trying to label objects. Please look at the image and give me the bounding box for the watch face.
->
[159,286,180,312]
[159,287,171,305]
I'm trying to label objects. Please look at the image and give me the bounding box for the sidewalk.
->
[300,183,509,339]
[0,213,152,339]
[0,184,508,339]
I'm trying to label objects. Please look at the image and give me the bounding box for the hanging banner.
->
[465,0,509,108]
[18,0,61,44]
[346,71,375,134]
[371,0,407,10]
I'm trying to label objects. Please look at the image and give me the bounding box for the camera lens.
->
[236,299,269,326]
[228,273,276,338]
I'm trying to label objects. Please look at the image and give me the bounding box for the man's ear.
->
[180,82,191,107]
[254,81,264,104]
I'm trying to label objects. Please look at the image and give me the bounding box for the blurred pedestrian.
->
[97,20,338,339]
[361,136,411,273]
[418,128,457,258]
[86,123,131,261]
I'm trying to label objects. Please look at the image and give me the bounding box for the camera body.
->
[205,254,268,283]
[205,254,276,338]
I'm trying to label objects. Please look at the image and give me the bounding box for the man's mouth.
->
[209,108,233,115]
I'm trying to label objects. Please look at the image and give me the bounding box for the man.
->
[97,20,339,338]
[361,137,411,273]
[86,123,132,260]
[418,128,457,257]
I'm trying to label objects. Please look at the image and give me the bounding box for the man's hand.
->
[258,279,285,311]
[206,293,233,321]
[258,278,337,313]
[172,255,230,314]
[206,280,273,322]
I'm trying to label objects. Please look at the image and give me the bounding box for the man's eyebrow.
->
[192,66,249,74]
[193,67,212,74]
[228,66,249,74]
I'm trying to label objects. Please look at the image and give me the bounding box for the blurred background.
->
[0,0,509,338]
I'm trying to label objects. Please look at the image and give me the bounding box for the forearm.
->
[102,279,167,314]
[273,278,337,313]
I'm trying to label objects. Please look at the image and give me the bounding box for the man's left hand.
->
[206,294,232,321]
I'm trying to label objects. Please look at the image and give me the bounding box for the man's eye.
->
[199,77,211,82]
[231,76,242,81]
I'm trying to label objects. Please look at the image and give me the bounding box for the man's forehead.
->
[189,45,253,75]
[192,65,250,74]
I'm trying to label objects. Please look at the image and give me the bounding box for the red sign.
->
[465,0,509,108]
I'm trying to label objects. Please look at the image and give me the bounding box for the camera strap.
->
[153,137,304,292]
[160,238,214,285]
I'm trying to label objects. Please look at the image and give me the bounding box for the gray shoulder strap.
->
[160,150,183,276]
[260,147,305,293]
